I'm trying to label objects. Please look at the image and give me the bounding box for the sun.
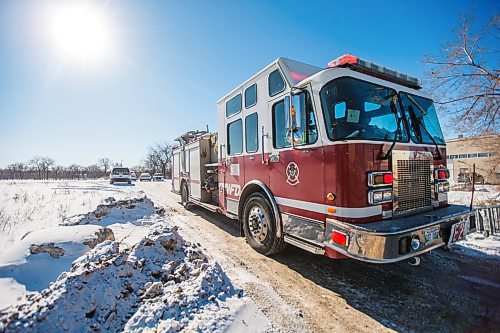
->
[48,3,112,64]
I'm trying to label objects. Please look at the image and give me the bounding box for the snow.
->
[447,184,500,207]
[451,233,500,259]
[0,180,272,332]
[1,179,497,331]
[0,180,137,253]
[0,224,108,310]
[447,185,500,259]
[0,223,242,332]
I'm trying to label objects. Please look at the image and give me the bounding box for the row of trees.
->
[0,142,175,180]
[0,158,105,180]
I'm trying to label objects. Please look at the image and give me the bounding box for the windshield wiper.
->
[379,96,402,160]
[405,95,443,160]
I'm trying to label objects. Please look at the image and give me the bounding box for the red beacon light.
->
[326,54,422,90]
[327,54,358,68]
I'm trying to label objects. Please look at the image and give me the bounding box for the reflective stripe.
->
[275,197,382,218]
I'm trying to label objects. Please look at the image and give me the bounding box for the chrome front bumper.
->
[324,205,475,263]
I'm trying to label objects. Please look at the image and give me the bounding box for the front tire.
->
[242,193,285,255]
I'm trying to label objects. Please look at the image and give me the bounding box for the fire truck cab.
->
[172,55,475,263]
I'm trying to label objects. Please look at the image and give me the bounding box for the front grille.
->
[394,159,432,216]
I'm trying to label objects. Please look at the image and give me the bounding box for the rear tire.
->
[242,193,285,255]
[180,182,191,210]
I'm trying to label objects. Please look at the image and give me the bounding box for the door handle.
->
[261,125,268,164]
[269,153,279,163]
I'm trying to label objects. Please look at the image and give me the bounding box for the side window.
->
[272,100,288,148]
[245,113,258,153]
[226,94,242,117]
[245,84,257,109]
[268,69,285,97]
[227,119,243,155]
[272,92,317,148]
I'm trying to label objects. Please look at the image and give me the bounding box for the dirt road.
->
[134,181,500,333]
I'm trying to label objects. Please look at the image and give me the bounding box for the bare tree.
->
[423,13,499,134]
[68,164,82,179]
[5,164,16,180]
[145,142,173,177]
[52,165,64,180]
[97,158,112,176]
[40,157,55,180]
[29,156,43,179]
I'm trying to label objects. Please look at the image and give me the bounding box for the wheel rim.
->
[248,205,268,243]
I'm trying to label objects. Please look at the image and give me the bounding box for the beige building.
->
[446,134,500,185]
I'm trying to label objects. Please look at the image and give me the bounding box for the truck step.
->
[284,235,325,255]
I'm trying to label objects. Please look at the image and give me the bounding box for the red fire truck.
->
[172,55,475,264]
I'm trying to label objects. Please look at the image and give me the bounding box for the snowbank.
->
[63,197,156,227]
[451,233,500,259]
[447,185,500,259]
[0,225,114,310]
[0,223,239,333]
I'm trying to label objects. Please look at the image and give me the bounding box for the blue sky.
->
[0,0,497,167]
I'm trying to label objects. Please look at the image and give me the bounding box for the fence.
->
[474,205,500,236]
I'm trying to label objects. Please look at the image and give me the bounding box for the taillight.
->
[383,173,393,184]
[368,172,393,187]
[331,231,349,247]
[434,168,450,180]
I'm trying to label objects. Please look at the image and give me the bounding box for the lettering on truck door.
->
[220,117,244,215]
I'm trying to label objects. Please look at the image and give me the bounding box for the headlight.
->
[368,189,393,205]
[435,181,450,193]
[373,191,383,202]
[383,190,393,201]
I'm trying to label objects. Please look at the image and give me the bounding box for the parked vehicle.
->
[130,173,137,181]
[457,171,485,185]
[139,172,152,181]
[172,55,475,264]
[152,173,164,181]
[110,167,131,184]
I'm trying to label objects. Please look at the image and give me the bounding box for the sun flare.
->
[48,3,112,64]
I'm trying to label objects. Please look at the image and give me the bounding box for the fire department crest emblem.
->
[286,162,300,186]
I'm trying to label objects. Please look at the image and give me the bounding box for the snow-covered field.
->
[0,180,498,332]
[448,184,500,207]
[0,180,272,332]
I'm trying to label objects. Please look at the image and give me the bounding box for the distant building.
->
[446,134,500,185]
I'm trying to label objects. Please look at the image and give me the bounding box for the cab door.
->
[268,89,326,223]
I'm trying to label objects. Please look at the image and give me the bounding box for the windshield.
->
[112,168,129,174]
[320,77,408,142]
[399,93,445,145]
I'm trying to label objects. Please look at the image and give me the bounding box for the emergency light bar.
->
[327,54,422,90]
